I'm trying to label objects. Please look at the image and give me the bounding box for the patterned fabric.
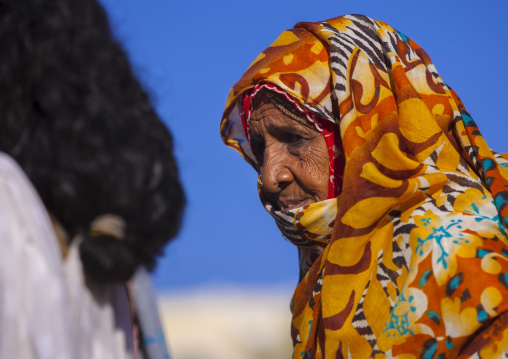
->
[220,14,508,358]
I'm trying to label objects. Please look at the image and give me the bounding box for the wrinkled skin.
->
[249,102,329,211]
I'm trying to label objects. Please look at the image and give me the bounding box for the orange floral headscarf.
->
[221,14,508,358]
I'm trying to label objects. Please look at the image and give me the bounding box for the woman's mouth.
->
[279,198,314,211]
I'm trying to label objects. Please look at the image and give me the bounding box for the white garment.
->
[0,152,132,359]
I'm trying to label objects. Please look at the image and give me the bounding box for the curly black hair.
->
[0,0,185,283]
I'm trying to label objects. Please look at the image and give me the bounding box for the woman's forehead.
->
[250,99,314,131]
[250,102,283,122]
[251,102,315,131]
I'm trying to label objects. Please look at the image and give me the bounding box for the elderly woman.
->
[221,14,508,358]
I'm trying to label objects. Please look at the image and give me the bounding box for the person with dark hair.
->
[0,0,185,358]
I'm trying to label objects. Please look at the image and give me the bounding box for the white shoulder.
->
[0,153,134,359]
[0,153,72,359]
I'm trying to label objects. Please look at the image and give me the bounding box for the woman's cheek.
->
[300,143,329,190]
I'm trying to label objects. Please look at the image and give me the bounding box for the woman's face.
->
[249,102,329,211]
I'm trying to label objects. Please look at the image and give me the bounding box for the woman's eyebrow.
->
[273,104,315,130]
[266,121,311,135]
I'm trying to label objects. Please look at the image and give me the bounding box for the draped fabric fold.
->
[221,14,508,358]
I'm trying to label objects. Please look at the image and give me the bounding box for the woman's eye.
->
[286,133,306,148]
[285,133,308,155]
[288,133,304,143]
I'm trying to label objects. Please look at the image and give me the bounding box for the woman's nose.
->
[260,149,294,194]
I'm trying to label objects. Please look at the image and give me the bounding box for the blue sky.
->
[99,0,508,291]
